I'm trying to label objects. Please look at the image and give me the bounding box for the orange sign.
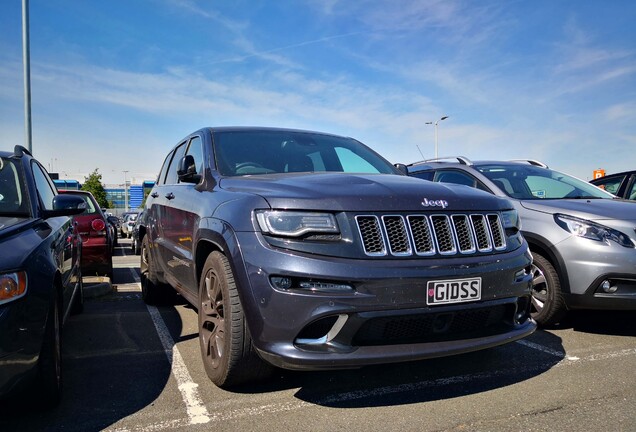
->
[593,169,605,179]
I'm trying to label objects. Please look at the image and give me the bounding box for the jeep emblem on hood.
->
[421,198,449,209]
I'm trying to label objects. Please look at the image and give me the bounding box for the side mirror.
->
[394,163,409,176]
[43,194,87,218]
[177,155,202,184]
[107,216,120,225]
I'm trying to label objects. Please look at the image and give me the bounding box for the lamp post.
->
[425,116,449,159]
[123,170,129,212]
[22,0,32,153]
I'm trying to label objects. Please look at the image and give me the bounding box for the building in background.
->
[52,177,154,215]
[53,179,81,190]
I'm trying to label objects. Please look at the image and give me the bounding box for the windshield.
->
[477,164,614,200]
[212,130,398,177]
[0,157,30,216]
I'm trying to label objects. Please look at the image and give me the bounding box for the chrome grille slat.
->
[356,213,507,257]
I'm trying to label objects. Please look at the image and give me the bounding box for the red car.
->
[59,190,114,280]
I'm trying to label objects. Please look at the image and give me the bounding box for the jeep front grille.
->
[355,213,506,257]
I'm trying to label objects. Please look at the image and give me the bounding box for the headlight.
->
[0,271,28,305]
[555,214,634,248]
[501,209,521,230]
[256,211,339,237]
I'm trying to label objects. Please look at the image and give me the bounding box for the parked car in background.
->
[106,215,120,247]
[60,190,114,280]
[138,127,535,388]
[408,157,636,326]
[130,210,143,255]
[0,145,85,407]
[121,212,139,238]
[118,211,137,237]
[590,170,636,200]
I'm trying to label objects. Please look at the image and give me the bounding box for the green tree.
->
[82,169,110,209]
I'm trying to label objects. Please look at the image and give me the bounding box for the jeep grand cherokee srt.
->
[139,127,536,387]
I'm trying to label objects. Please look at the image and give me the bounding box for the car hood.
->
[519,198,636,222]
[0,216,31,234]
[219,173,513,212]
[0,217,43,270]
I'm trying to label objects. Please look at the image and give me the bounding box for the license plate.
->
[427,277,481,305]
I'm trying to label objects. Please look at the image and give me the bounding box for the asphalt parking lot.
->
[1,238,635,432]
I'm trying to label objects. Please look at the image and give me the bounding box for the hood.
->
[0,216,31,235]
[0,217,42,270]
[219,173,512,212]
[520,198,636,222]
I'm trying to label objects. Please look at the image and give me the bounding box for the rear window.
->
[77,194,99,215]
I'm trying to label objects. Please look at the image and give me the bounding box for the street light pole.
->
[425,116,449,159]
[123,170,129,212]
[22,0,32,153]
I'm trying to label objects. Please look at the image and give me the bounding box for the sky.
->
[1,0,635,186]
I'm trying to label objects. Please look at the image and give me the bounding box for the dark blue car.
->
[0,146,86,407]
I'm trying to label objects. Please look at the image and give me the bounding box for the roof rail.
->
[13,145,32,157]
[509,159,548,168]
[423,156,473,166]
[406,156,473,167]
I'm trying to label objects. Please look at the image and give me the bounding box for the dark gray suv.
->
[139,127,535,387]
[408,157,636,327]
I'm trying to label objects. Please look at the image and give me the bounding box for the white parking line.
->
[515,339,580,360]
[130,268,211,425]
[106,345,636,431]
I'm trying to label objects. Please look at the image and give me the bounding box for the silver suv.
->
[408,157,636,326]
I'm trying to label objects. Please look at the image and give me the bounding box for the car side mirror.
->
[394,163,409,176]
[43,194,87,218]
[177,155,202,184]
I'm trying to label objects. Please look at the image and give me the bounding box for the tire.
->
[198,252,272,388]
[530,252,567,326]
[70,268,84,315]
[37,291,63,408]
[140,236,176,305]
[134,238,141,256]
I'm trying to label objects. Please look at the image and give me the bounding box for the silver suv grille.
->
[355,213,506,257]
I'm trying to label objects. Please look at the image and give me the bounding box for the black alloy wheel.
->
[530,252,567,327]
[198,252,271,388]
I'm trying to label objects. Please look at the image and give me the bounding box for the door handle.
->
[165,192,175,200]
[151,192,159,198]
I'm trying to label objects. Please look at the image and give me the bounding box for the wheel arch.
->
[524,232,571,295]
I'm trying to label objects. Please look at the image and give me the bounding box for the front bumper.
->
[555,236,636,310]
[233,232,536,370]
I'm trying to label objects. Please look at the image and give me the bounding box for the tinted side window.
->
[186,136,204,175]
[593,175,625,195]
[164,142,187,185]
[434,170,476,187]
[32,162,57,211]
[627,176,636,200]
[156,152,173,186]
[410,170,434,181]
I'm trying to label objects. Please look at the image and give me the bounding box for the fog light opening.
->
[600,280,617,293]
[271,276,293,290]
[514,296,532,324]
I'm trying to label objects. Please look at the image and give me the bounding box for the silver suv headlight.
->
[256,210,339,237]
[555,214,635,248]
